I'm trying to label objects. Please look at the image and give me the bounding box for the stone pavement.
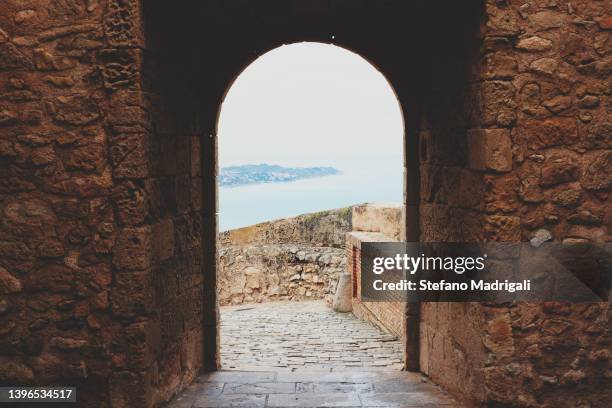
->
[166,369,460,407]
[220,301,403,370]
[166,301,460,407]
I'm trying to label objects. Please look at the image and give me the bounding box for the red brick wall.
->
[347,232,405,340]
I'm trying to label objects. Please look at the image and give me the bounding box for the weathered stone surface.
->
[219,244,345,306]
[0,357,34,383]
[111,181,148,226]
[484,314,514,357]
[542,95,572,113]
[529,228,552,247]
[540,155,579,187]
[486,5,520,36]
[112,226,152,270]
[530,11,565,31]
[552,187,583,208]
[485,215,521,242]
[45,95,100,126]
[49,337,87,350]
[530,57,558,76]
[99,48,141,91]
[568,210,602,226]
[477,81,517,127]
[2,198,57,237]
[0,266,21,294]
[109,133,148,179]
[468,129,512,172]
[484,173,519,214]
[598,15,612,30]
[580,151,612,191]
[352,204,402,240]
[484,53,518,79]
[219,301,404,371]
[516,36,553,52]
[519,117,578,148]
[62,143,105,172]
[577,95,600,109]
[22,264,74,293]
[104,0,144,47]
[111,271,154,317]
[0,43,33,71]
[33,49,74,71]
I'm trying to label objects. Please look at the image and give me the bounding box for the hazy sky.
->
[217,42,404,171]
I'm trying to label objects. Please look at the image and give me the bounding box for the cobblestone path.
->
[220,301,403,370]
[166,301,460,407]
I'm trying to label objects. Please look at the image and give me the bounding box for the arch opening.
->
[215,42,408,371]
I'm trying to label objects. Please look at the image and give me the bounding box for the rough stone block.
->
[530,10,565,31]
[104,0,145,47]
[485,4,520,37]
[111,181,149,226]
[124,319,160,369]
[352,203,402,241]
[484,53,518,79]
[484,173,519,214]
[110,133,149,179]
[112,226,152,270]
[540,155,579,187]
[111,270,154,317]
[62,143,106,173]
[22,263,75,293]
[0,43,34,71]
[468,129,512,172]
[516,36,553,52]
[99,48,142,91]
[518,117,578,149]
[0,266,21,294]
[473,81,516,127]
[484,215,521,242]
[580,151,612,191]
[45,95,100,126]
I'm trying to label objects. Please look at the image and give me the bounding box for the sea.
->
[219,164,403,231]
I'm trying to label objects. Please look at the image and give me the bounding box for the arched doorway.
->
[215,42,406,371]
[141,1,480,405]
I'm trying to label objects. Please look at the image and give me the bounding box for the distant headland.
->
[219,164,341,187]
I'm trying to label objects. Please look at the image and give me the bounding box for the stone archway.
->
[140,2,483,404]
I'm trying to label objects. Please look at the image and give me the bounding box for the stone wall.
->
[218,207,352,306]
[417,1,611,406]
[0,1,205,407]
[0,2,148,407]
[219,244,345,306]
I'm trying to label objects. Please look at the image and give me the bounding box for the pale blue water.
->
[219,165,403,231]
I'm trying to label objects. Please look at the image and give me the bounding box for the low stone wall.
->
[218,245,345,305]
[217,207,354,306]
